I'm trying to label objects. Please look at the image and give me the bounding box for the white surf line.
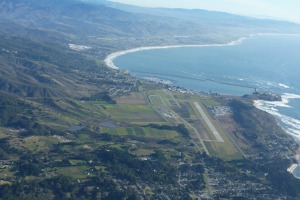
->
[104,37,248,69]
[193,102,224,142]
[104,33,300,70]
[287,164,298,174]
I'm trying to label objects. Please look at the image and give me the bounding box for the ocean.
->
[111,34,300,175]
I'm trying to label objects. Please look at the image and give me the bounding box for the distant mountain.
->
[1,0,299,49]
[0,0,206,43]
[103,0,300,31]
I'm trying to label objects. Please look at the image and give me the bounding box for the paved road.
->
[194,102,224,142]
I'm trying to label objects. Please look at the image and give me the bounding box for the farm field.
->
[101,127,180,140]
[115,92,147,105]
[105,105,165,124]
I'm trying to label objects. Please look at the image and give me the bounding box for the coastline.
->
[104,36,248,70]
[104,33,300,179]
[105,33,300,148]
[104,33,300,70]
[288,164,298,174]
[253,93,300,141]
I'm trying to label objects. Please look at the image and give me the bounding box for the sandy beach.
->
[104,37,248,69]
[287,164,298,173]
[104,33,300,70]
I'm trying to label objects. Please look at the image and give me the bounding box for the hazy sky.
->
[109,0,300,23]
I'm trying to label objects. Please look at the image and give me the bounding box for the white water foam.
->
[254,93,300,141]
[278,83,290,89]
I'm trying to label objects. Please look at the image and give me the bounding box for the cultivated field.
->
[105,105,165,124]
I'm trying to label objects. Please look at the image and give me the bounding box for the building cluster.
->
[208,106,232,116]
[72,68,137,96]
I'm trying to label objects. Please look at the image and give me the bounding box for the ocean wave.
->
[282,93,300,99]
[279,83,290,89]
[253,79,293,92]
[254,93,300,141]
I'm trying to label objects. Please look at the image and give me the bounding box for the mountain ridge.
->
[1,0,299,47]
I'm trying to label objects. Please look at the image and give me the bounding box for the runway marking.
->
[194,102,224,142]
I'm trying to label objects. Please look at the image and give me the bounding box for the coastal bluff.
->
[250,91,282,101]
